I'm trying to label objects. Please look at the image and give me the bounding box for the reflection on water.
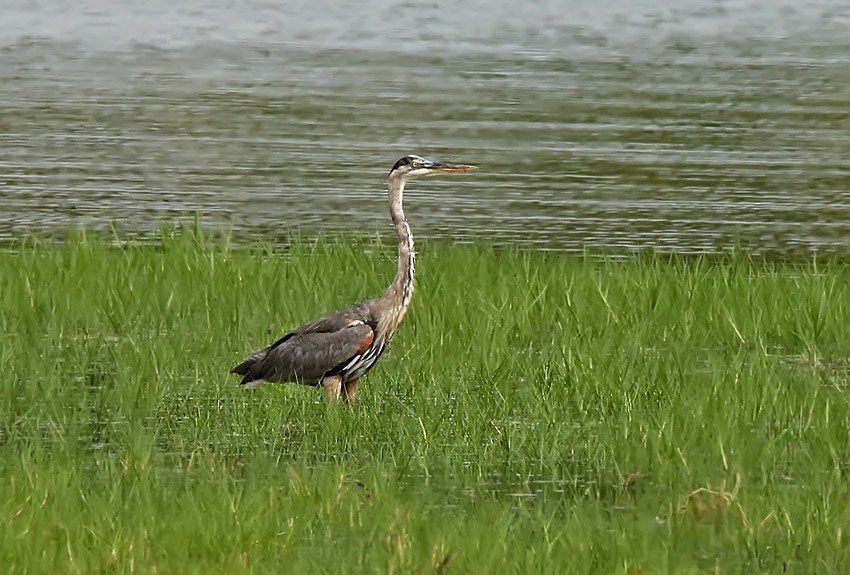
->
[2,0,850,254]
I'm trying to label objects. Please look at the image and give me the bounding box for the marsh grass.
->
[2,228,850,573]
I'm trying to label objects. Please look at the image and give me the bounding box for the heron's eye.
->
[411,161,421,169]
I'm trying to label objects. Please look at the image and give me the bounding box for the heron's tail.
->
[230,356,256,376]
[230,348,268,387]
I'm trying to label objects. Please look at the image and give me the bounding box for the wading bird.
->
[231,155,477,402]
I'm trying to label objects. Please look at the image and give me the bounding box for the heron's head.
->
[389,155,477,180]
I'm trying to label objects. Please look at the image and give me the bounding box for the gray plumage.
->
[231,155,477,401]
[232,303,376,387]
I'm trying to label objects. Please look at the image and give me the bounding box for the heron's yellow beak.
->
[425,162,478,173]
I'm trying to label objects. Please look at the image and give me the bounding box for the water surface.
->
[2,0,849,254]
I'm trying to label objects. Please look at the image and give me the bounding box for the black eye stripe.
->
[390,155,426,174]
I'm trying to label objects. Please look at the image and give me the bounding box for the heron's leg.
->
[324,375,343,401]
[342,379,360,403]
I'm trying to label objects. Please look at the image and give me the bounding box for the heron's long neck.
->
[383,175,415,316]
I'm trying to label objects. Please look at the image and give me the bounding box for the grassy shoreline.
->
[2,231,849,573]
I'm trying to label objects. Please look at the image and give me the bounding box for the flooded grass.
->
[2,229,850,572]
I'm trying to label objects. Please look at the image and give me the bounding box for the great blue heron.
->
[231,155,477,401]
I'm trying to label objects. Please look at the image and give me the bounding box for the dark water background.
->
[2,0,849,254]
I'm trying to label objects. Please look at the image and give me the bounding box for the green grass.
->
[2,228,850,573]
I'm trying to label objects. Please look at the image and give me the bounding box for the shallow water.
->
[2,0,850,254]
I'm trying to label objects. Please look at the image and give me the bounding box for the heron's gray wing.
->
[237,322,374,386]
[289,302,374,336]
[231,300,375,382]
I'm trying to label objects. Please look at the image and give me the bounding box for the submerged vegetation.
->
[1,229,850,573]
